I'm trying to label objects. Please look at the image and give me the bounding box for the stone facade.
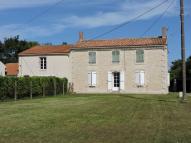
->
[70,46,168,94]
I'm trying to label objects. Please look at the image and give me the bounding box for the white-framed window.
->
[89,52,96,64]
[40,57,47,70]
[88,71,96,87]
[112,50,120,63]
[135,70,145,87]
[136,49,144,63]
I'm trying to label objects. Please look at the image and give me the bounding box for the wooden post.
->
[180,0,187,100]
[54,79,57,96]
[173,79,177,92]
[63,81,65,95]
[67,82,70,94]
[30,81,33,99]
[71,83,74,93]
[43,83,45,97]
[68,82,71,94]
[14,81,17,101]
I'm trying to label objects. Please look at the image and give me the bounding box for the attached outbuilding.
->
[18,45,72,81]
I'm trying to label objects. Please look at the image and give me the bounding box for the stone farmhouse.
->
[19,28,169,94]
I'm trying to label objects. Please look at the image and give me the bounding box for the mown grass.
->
[0,93,191,143]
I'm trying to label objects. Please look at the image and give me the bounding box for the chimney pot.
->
[162,27,168,38]
[79,32,84,41]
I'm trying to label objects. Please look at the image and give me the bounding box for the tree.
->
[170,56,191,80]
[169,56,191,92]
[170,59,182,80]
[62,42,67,45]
[0,35,39,63]
[187,56,191,79]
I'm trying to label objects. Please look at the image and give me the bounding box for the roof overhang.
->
[19,52,70,57]
[71,45,167,51]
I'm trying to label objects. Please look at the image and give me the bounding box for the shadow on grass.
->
[118,94,178,103]
[64,93,180,103]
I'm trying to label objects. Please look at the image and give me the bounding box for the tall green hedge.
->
[0,76,68,101]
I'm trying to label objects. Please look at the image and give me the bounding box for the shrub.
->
[0,76,68,101]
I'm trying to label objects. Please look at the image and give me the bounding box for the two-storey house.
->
[19,28,169,94]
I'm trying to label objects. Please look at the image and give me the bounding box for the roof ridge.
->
[19,44,73,56]
[35,44,73,47]
[82,36,164,42]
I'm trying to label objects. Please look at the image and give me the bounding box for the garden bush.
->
[0,76,68,101]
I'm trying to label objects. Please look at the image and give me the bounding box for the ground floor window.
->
[135,70,145,87]
[88,71,96,87]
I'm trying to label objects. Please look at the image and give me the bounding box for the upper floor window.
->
[112,50,120,63]
[136,49,144,63]
[89,52,96,64]
[40,57,47,70]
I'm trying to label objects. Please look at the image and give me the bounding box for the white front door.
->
[112,72,120,91]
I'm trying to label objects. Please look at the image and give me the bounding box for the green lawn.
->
[0,94,191,143]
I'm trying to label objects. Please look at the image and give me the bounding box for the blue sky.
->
[0,0,190,65]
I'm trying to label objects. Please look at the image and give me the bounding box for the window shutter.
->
[120,71,124,90]
[93,52,96,63]
[89,52,96,64]
[135,72,140,85]
[88,72,92,86]
[92,72,96,86]
[112,51,120,63]
[140,71,145,85]
[136,50,144,63]
[108,71,112,90]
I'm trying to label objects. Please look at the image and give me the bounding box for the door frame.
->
[112,72,120,91]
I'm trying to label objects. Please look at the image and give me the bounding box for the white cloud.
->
[0,24,66,40]
[0,0,59,10]
[0,0,118,10]
[0,0,179,39]
[61,0,178,28]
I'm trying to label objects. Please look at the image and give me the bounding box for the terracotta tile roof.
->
[18,37,167,56]
[75,37,167,48]
[5,63,19,76]
[19,45,72,56]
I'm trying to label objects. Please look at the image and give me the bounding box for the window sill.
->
[135,62,144,65]
[136,85,145,88]
[89,86,96,88]
[112,62,120,64]
[89,63,96,66]
[40,69,47,71]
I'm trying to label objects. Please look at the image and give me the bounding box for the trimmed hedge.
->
[0,76,68,101]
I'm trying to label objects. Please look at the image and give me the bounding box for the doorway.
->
[112,72,120,91]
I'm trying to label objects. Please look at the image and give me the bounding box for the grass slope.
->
[0,94,191,143]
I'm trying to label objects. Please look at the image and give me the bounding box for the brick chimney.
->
[162,27,168,38]
[79,32,84,42]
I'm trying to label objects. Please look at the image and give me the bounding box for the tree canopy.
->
[170,56,191,80]
[0,36,39,63]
